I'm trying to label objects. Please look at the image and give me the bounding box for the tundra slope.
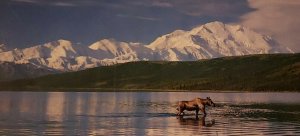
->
[1,53,299,91]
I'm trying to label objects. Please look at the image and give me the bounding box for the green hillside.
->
[1,53,300,91]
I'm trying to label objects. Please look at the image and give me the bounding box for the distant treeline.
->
[1,53,300,91]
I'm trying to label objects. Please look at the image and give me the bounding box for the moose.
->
[177,97,215,117]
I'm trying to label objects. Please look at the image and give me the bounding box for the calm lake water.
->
[0,91,300,135]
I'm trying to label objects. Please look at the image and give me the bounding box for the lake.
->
[0,91,300,135]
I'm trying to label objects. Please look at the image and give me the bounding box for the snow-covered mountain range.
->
[0,21,293,74]
[0,39,154,72]
[148,21,292,60]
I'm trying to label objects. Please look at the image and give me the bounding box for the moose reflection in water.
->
[177,116,215,127]
[177,97,216,117]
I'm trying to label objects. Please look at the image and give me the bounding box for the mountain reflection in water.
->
[0,91,300,135]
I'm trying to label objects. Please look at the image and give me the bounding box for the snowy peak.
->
[42,39,78,58]
[0,39,89,71]
[192,21,270,49]
[11,39,80,62]
[190,21,225,35]
[0,44,6,52]
[52,40,76,58]
[148,21,292,60]
[89,38,152,61]
[148,30,189,50]
[0,38,149,71]
[191,21,288,53]
[89,39,119,51]
[44,39,72,48]
[89,39,132,56]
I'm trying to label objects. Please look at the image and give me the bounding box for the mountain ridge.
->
[148,21,292,60]
[0,21,293,75]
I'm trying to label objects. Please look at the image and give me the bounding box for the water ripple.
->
[1,92,300,135]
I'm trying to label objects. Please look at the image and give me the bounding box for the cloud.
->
[122,0,251,17]
[11,0,37,4]
[7,0,252,21]
[52,2,76,7]
[10,0,89,7]
[8,0,252,23]
[169,0,252,17]
[241,0,300,52]
[151,1,173,8]
[129,0,173,8]
[116,14,160,21]
[8,0,250,15]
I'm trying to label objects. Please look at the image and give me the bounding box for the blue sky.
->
[0,0,299,52]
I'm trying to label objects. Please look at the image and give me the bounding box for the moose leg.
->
[201,107,206,117]
[177,107,184,116]
[176,107,180,115]
[195,109,199,119]
[180,109,185,116]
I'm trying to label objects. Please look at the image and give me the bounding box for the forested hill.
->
[1,53,299,91]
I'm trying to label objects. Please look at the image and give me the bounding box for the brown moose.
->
[177,97,215,117]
